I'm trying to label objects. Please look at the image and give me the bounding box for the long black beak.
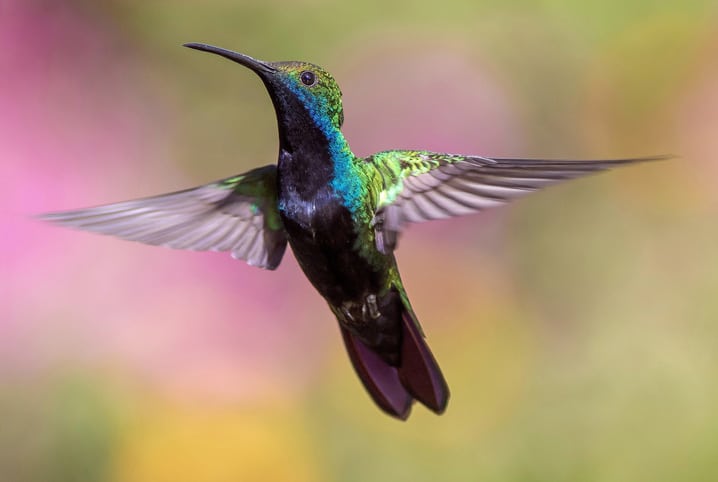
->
[183,43,276,75]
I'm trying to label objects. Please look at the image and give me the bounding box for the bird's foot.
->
[363,294,381,320]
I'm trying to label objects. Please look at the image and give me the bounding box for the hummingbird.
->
[42,43,665,420]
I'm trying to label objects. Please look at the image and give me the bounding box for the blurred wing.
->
[41,164,287,270]
[369,150,666,253]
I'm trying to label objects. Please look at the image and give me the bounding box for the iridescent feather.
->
[367,151,667,252]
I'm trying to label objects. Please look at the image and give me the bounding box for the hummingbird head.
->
[184,43,345,150]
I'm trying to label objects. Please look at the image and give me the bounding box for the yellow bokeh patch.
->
[111,400,320,482]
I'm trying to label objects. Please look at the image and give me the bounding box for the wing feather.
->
[368,151,667,252]
[41,164,288,270]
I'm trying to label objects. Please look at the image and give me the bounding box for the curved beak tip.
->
[183,42,208,51]
[182,42,274,74]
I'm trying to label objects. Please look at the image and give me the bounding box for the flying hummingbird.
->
[42,43,664,420]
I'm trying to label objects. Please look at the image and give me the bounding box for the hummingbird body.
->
[42,43,665,419]
[273,104,440,414]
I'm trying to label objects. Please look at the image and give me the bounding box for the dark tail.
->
[340,303,449,419]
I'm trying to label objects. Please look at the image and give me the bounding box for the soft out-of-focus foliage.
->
[2,0,717,480]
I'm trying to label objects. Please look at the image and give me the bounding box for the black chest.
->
[276,150,379,303]
[278,174,358,259]
[276,146,350,230]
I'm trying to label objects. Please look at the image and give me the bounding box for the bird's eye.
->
[300,71,316,86]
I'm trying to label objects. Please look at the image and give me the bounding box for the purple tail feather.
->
[340,304,449,419]
[397,309,449,414]
[341,327,413,419]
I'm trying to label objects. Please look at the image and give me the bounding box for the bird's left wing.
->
[41,164,288,270]
[367,150,665,253]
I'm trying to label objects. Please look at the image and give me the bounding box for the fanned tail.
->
[339,299,449,419]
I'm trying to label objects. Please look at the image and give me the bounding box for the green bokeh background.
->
[3,1,718,481]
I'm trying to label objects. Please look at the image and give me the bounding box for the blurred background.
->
[2,0,718,480]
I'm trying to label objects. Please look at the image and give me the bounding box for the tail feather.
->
[339,300,449,419]
[397,309,450,414]
[340,327,413,419]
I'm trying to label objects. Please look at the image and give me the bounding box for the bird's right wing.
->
[41,164,288,270]
[367,150,666,253]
